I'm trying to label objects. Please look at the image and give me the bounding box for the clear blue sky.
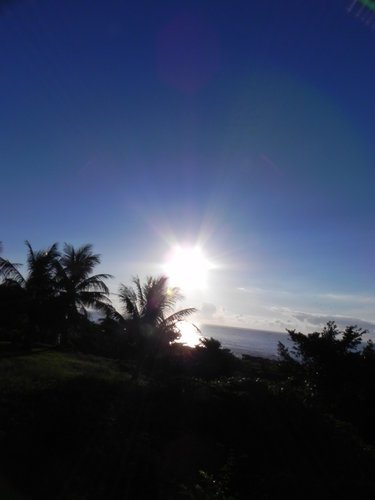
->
[1,0,375,332]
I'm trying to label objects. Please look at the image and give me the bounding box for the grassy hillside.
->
[0,348,374,499]
[0,348,130,389]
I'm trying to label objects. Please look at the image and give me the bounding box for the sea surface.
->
[198,324,292,359]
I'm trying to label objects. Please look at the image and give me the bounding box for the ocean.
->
[198,324,292,359]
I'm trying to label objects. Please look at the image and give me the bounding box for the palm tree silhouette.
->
[119,275,196,348]
[25,240,59,296]
[55,244,114,329]
[0,241,114,345]
[0,241,60,346]
[119,275,196,378]
[1,240,59,291]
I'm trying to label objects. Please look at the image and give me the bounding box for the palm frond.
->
[118,284,140,319]
[76,274,112,294]
[118,275,195,343]
[25,240,35,269]
[162,308,197,327]
[77,291,111,307]
[133,275,146,310]
[101,304,124,322]
[25,241,59,271]
[0,257,25,285]
[47,242,59,257]
[140,275,175,319]
[61,243,103,280]
[53,258,67,279]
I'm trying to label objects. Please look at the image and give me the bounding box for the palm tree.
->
[119,275,196,379]
[24,240,59,295]
[0,240,59,291]
[0,241,60,346]
[119,275,196,350]
[0,241,114,345]
[55,244,114,337]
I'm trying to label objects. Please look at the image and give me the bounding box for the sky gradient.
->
[1,0,375,333]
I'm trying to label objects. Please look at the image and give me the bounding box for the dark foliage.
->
[0,241,114,347]
[185,337,240,379]
[1,352,374,500]
[278,321,375,440]
[0,280,27,342]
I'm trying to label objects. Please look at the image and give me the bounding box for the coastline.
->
[199,323,290,359]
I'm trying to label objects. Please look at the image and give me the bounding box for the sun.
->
[176,321,201,347]
[164,245,211,291]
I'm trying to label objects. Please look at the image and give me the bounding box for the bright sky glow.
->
[176,320,201,347]
[164,245,211,291]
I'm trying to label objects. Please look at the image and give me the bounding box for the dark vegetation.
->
[1,241,375,499]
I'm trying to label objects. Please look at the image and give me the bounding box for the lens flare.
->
[164,245,211,291]
[176,320,201,347]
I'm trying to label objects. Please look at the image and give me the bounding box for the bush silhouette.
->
[278,321,375,439]
[186,337,239,379]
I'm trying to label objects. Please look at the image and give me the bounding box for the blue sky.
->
[1,0,375,332]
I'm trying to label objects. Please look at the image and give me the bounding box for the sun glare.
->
[176,321,201,347]
[164,245,211,291]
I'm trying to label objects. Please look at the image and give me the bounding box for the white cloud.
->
[191,285,375,336]
[199,302,217,319]
[271,307,375,334]
[236,286,292,296]
[320,293,375,305]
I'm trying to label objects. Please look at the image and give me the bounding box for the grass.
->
[0,348,374,499]
[0,348,133,499]
[0,348,130,394]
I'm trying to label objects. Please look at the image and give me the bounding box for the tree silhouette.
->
[119,275,196,348]
[278,321,371,406]
[54,244,114,341]
[24,240,59,295]
[0,241,60,345]
[0,241,114,346]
